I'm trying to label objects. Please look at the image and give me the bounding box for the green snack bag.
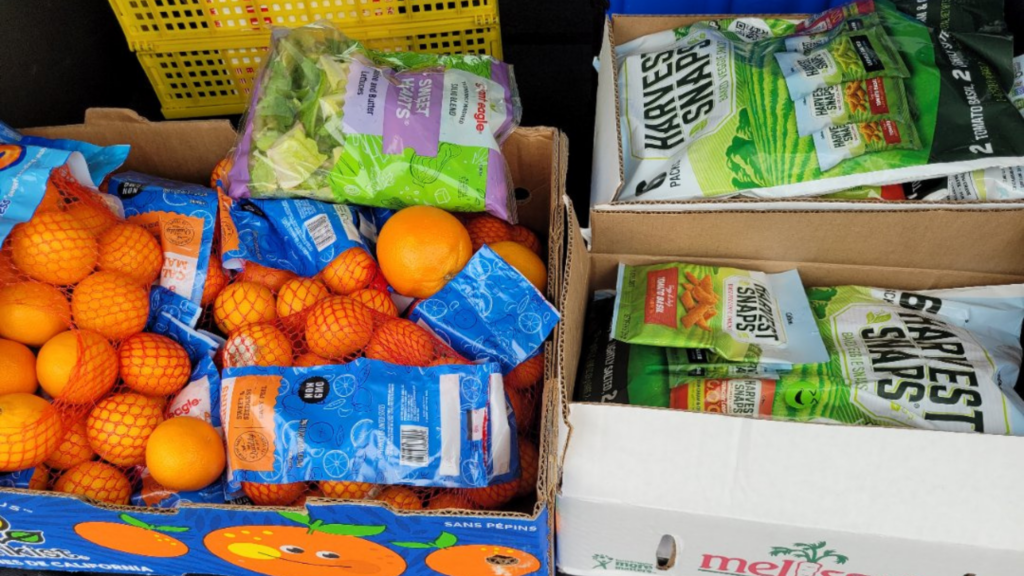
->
[813,118,921,171]
[611,263,828,365]
[795,77,913,136]
[575,291,671,408]
[775,26,909,101]
[783,13,882,53]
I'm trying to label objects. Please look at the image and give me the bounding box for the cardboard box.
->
[1,109,566,576]
[591,14,1024,215]
[554,195,1024,576]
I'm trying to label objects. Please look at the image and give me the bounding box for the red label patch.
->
[866,77,889,115]
[644,268,678,328]
[881,120,902,144]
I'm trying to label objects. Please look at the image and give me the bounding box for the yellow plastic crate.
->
[136,22,502,118]
[109,0,499,48]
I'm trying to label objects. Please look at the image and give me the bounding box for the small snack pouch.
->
[795,77,913,136]
[612,262,828,365]
[408,246,559,374]
[775,26,909,101]
[813,118,921,171]
[222,360,519,490]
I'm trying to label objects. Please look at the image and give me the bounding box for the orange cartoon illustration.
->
[394,532,540,576]
[204,511,406,576]
[74,513,189,558]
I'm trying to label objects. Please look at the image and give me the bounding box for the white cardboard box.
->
[554,195,1024,576]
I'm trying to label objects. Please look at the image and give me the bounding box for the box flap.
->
[23,108,236,184]
[561,401,1024,552]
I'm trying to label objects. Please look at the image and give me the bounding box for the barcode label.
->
[811,85,844,118]
[400,425,428,467]
[796,52,834,78]
[305,214,336,252]
[826,124,859,150]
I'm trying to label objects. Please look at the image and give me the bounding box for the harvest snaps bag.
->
[222,360,519,490]
[611,262,828,365]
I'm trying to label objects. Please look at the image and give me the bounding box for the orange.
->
[37,330,118,404]
[463,480,517,509]
[510,225,543,254]
[10,211,98,285]
[375,486,422,511]
[505,352,545,391]
[224,323,293,368]
[119,333,192,396]
[320,481,377,500]
[305,297,374,360]
[37,181,65,213]
[294,352,334,367]
[466,215,512,251]
[349,289,398,317]
[0,339,37,394]
[377,206,473,299]
[54,461,131,504]
[204,524,406,576]
[213,282,277,334]
[276,278,330,329]
[86,393,165,467]
[146,416,226,491]
[71,271,150,340]
[201,254,229,306]
[507,387,536,432]
[0,393,63,471]
[28,465,49,490]
[74,519,189,558]
[489,241,547,292]
[65,197,119,237]
[97,223,164,285]
[237,262,296,293]
[425,544,540,576]
[321,248,379,295]
[427,490,477,510]
[0,248,21,286]
[516,437,539,498]
[45,420,96,470]
[364,319,437,367]
[242,482,306,506]
[0,281,71,346]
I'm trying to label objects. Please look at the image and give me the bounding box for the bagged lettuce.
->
[615,0,1024,202]
[612,262,828,365]
[227,22,521,222]
[222,361,519,490]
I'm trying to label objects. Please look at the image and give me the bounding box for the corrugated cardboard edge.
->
[23,108,237,185]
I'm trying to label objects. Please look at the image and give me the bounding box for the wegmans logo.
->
[700,541,859,576]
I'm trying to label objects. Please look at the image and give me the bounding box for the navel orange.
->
[377,207,472,299]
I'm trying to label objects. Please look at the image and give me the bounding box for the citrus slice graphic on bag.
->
[204,511,402,576]
[74,513,189,558]
[394,532,540,576]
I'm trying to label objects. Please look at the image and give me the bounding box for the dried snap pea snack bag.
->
[813,118,921,171]
[783,13,882,54]
[611,263,828,365]
[775,26,909,101]
[796,77,912,137]
[796,0,876,34]
[668,283,1024,435]
[615,18,799,59]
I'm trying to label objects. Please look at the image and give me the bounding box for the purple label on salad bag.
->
[343,61,386,137]
[382,70,444,157]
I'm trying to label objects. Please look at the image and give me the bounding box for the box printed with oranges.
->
[0,106,563,576]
